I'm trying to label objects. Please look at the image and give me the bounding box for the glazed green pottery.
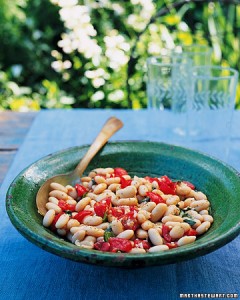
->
[6,142,240,267]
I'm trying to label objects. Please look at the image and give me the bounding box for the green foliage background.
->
[0,0,239,111]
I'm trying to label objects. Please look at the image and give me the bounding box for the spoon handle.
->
[74,117,123,177]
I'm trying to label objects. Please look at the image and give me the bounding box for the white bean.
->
[162,215,183,223]
[94,183,107,195]
[166,195,180,206]
[80,176,92,182]
[117,230,134,240]
[141,220,154,231]
[55,213,70,229]
[96,191,115,202]
[48,196,59,205]
[199,209,209,215]
[193,191,207,200]
[202,215,214,223]
[82,215,103,226]
[131,179,141,189]
[70,226,83,234]
[67,219,80,230]
[148,245,169,252]
[111,219,124,235]
[75,197,91,212]
[137,213,147,224]
[87,192,98,200]
[179,222,191,232]
[43,209,55,227]
[116,186,137,199]
[176,182,192,196]
[116,198,138,206]
[82,226,104,237]
[105,167,115,174]
[49,190,68,200]
[186,210,204,221]
[190,200,210,212]
[141,202,156,212]
[191,219,202,229]
[164,205,180,216]
[177,236,196,246]
[148,228,163,246]
[94,175,106,184]
[169,225,185,239]
[50,182,68,193]
[45,202,62,214]
[150,203,167,222]
[196,221,211,235]
[96,222,109,230]
[138,185,148,197]
[136,228,148,239]
[72,230,86,243]
[66,185,78,199]
[75,239,94,249]
[130,248,146,253]
[66,199,77,205]
[184,198,195,208]
[108,183,121,192]
[106,177,121,185]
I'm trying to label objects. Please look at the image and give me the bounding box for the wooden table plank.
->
[0,111,36,185]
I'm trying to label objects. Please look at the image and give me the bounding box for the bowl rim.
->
[6,141,240,267]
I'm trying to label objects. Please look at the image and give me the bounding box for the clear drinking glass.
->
[188,66,239,161]
[176,44,213,66]
[147,55,192,138]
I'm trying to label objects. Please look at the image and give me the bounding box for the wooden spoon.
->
[36,117,123,216]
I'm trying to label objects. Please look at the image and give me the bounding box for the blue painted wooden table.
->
[0,109,239,300]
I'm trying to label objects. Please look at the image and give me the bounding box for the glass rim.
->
[192,65,239,80]
[179,44,212,55]
[147,56,191,67]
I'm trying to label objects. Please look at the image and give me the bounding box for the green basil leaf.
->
[104,229,115,242]
[138,196,150,204]
[183,218,196,226]
[102,211,108,222]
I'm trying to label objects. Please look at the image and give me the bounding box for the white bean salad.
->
[43,167,213,253]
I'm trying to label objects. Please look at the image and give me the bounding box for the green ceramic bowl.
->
[6,141,240,267]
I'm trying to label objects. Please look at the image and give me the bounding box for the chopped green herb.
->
[102,211,108,222]
[179,208,192,218]
[183,218,196,226]
[104,227,115,242]
[138,196,150,204]
[64,210,72,215]
[91,179,97,185]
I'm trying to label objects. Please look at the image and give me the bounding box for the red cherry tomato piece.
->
[108,237,133,253]
[73,210,93,223]
[120,177,132,188]
[94,241,111,252]
[166,242,178,249]
[134,239,151,250]
[75,184,88,197]
[50,212,64,231]
[145,176,176,195]
[94,197,111,217]
[114,168,128,177]
[157,176,177,195]
[58,200,76,212]
[109,207,125,219]
[185,228,198,236]
[146,192,165,204]
[183,181,195,190]
[162,224,172,243]
[121,211,139,231]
